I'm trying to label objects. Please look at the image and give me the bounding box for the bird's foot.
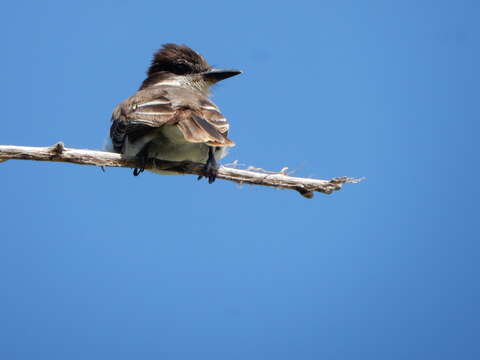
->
[198,162,218,184]
[133,144,151,177]
[133,167,144,176]
[198,147,218,184]
[133,156,148,177]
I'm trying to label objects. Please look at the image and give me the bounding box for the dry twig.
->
[0,142,362,198]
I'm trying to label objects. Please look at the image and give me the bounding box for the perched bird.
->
[109,43,241,183]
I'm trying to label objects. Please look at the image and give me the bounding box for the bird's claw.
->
[133,167,145,176]
[198,162,218,184]
[133,154,147,176]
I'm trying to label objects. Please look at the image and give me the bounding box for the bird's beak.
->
[202,69,242,83]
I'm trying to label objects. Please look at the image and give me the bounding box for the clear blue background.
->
[1,1,478,359]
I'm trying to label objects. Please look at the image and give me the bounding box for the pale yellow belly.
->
[123,125,227,175]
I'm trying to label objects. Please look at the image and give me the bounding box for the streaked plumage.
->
[109,43,241,182]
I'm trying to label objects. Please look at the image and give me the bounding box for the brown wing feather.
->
[110,118,127,152]
[110,89,175,152]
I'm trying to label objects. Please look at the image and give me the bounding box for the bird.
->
[109,43,241,183]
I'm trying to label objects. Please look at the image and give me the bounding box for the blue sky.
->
[1,1,479,359]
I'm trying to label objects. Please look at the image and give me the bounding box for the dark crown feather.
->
[147,43,211,76]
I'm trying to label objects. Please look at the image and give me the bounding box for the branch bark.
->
[0,142,362,198]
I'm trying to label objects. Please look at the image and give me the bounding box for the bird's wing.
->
[110,86,234,152]
[175,96,235,147]
[110,88,177,152]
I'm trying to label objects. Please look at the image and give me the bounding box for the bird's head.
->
[142,43,241,93]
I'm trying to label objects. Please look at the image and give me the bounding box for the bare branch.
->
[0,142,363,198]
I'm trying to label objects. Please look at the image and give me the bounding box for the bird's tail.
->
[177,113,235,147]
